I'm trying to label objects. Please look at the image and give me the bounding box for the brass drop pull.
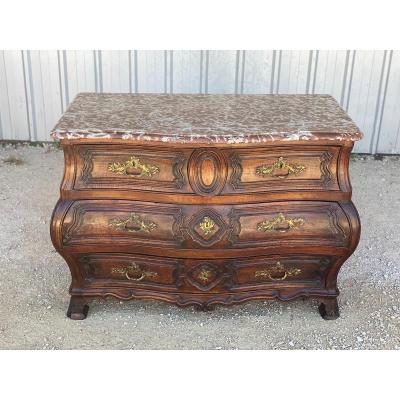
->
[109,213,157,233]
[257,213,304,232]
[108,156,159,178]
[255,261,301,281]
[125,269,146,281]
[125,168,142,176]
[256,157,306,179]
[111,262,158,281]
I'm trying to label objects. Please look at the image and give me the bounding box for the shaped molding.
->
[186,263,225,291]
[188,148,228,196]
[228,149,336,192]
[78,147,187,190]
[319,151,333,187]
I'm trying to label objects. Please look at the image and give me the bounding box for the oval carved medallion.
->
[188,148,228,196]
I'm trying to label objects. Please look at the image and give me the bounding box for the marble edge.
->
[50,129,363,143]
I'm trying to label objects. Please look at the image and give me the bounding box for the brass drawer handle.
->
[109,213,157,233]
[255,261,301,281]
[257,213,304,232]
[256,157,306,178]
[111,262,158,281]
[126,270,145,281]
[108,156,160,178]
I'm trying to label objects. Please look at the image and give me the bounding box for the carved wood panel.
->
[61,200,351,253]
[225,146,340,193]
[68,145,349,200]
[225,255,333,290]
[78,253,184,291]
[188,148,228,196]
[73,253,336,295]
[62,200,185,248]
[227,202,350,248]
[74,145,188,192]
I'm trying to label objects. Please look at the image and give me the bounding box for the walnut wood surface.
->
[73,252,336,292]
[51,140,360,320]
[60,200,352,252]
[72,144,343,195]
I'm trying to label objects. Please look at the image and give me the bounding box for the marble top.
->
[51,93,362,144]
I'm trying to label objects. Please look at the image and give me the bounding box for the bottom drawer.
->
[226,255,332,291]
[77,253,180,291]
[74,253,336,294]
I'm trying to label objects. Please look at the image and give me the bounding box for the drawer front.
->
[228,254,334,290]
[62,201,183,248]
[72,145,341,196]
[74,145,189,192]
[180,255,334,292]
[224,146,340,194]
[74,253,335,293]
[227,201,350,249]
[62,200,351,252]
[78,253,181,291]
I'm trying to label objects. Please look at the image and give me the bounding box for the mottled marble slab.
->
[51,93,363,144]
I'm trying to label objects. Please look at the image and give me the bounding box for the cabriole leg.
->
[318,298,339,320]
[67,295,89,320]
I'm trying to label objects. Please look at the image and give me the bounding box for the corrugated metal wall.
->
[0,50,399,153]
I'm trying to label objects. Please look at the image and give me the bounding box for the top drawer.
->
[72,145,342,195]
[223,147,340,194]
[74,145,188,192]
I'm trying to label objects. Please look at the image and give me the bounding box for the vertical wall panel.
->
[172,50,202,93]
[136,50,165,93]
[313,50,348,101]
[28,50,63,141]
[378,51,400,154]
[206,50,237,93]
[346,51,386,153]
[100,50,131,93]
[276,50,311,94]
[64,50,96,105]
[242,50,274,94]
[0,50,29,140]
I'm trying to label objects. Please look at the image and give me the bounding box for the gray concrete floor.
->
[0,144,399,349]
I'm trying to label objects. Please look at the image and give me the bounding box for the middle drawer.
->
[62,200,351,255]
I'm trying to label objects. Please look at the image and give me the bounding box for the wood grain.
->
[51,142,360,320]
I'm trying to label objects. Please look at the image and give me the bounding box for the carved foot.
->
[194,303,215,312]
[318,298,339,320]
[67,296,89,320]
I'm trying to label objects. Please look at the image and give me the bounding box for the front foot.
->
[318,298,339,320]
[67,296,89,320]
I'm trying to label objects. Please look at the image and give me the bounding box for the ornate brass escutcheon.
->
[187,263,221,291]
[255,156,306,178]
[255,261,301,281]
[199,216,216,236]
[108,156,159,177]
[197,268,213,284]
[111,262,158,281]
[257,213,304,232]
[109,213,157,233]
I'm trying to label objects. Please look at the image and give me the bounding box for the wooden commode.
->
[50,93,362,320]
